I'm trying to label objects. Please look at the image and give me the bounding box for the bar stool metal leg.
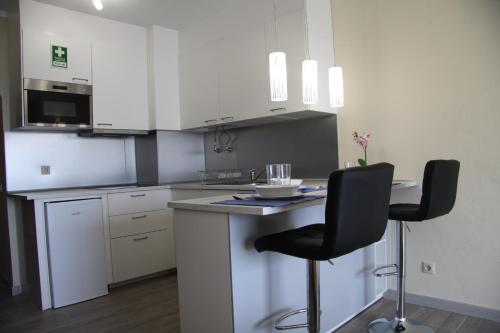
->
[275,260,320,333]
[307,260,320,333]
[368,221,435,333]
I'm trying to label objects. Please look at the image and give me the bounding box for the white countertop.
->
[7,179,330,200]
[7,179,417,202]
[168,180,417,216]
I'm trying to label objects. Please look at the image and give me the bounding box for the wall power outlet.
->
[41,165,51,175]
[421,261,436,274]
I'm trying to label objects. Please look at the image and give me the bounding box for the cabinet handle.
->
[204,119,217,124]
[220,116,234,121]
[130,193,146,198]
[97,123,113,126]
[270,107,286,112]
[133,236,149,241]
[72,77,89,82]
[131,215,147,220]
[71,212,82,216]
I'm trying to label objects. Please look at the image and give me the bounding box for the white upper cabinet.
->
[148,26,181,131]
[22,29,92,85]
[218,26,269,124]
[92,40,149,132]
[178,0,335,129]
[179,41,220,129]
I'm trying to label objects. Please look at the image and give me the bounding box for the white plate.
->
[254,193,305,200]
[254,184,300,198]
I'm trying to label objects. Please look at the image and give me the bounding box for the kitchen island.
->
[168,180,416,333]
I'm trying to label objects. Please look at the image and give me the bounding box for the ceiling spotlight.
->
[92,0,103,11]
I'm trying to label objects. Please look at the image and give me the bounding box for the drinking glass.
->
[266,163,291,185]
[344,161,356,168]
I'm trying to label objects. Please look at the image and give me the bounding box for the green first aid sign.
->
[52,45,67,68]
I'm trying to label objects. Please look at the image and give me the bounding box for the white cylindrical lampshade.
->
[269,52,288,102]
[302,59,318,105]
[92,0,103,10]
[329,66,344,108]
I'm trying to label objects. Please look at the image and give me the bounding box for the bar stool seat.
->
[388,204,421,221]
[255,163,395,333]
[255,224,325,260]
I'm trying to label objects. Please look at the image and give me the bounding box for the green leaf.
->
[358,158,367,166]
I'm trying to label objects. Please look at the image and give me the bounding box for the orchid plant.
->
[352,131,371,166]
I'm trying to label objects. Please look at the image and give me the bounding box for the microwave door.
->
[25,89,92,129]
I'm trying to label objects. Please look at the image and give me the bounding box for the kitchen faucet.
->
[249,167,266,185]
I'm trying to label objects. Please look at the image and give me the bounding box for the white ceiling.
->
[32,0,243,30]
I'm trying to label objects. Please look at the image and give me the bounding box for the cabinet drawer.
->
[111,229,175,283]
[108,189,169,216]
[110,210,170,239]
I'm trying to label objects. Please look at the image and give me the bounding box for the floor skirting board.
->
[384,289,500,324]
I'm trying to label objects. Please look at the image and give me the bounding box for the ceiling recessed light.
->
[92,0,103,11]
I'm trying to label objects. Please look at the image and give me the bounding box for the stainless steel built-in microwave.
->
[23,78,92,131]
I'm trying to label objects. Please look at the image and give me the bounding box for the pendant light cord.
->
[331,1,336,64]
[303,0,310,59]
[273,0,279,50]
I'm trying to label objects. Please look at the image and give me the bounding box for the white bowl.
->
[254,179,303,198]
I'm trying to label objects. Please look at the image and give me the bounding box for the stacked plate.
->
[254,179,303,199]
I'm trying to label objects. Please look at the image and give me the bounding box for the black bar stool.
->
[369,160,460,333]
[254,163,395,333]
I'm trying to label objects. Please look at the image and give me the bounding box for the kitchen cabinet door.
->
[179,41,220,129]
[92,40,149,131]
[22,29,92,85]
[218,26,269,123]
[111,229,172,282]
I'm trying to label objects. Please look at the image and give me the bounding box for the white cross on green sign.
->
[52,45,68,68]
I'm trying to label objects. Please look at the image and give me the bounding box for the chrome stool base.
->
[368,318,435,333]
[275,308,307,330]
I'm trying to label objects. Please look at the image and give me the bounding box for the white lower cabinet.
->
[111,229,174,283]
[108,189,175,283]
[107,188,248,283]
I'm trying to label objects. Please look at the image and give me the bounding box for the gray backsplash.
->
[135,130,205,184]
[204,116,339,179]
[4,132,136,192]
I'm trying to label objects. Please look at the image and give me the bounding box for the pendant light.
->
[302,0,318,105]
[269,1,288,102]
[92,0,103,11]
[329,66,344,107]
[328,7,344,108]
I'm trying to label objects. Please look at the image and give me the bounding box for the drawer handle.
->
[71,212,81,216]
[97,123,113,126]
[204,119,217,124]
[131,215,147,220]
[220,116,234,121]
[270,107,286,112]
[130,194,146,198]
[72,77,89,82]
[133,236,149,241]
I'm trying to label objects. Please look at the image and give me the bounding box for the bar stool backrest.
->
[418,160,460,220]
[323,163,394,259]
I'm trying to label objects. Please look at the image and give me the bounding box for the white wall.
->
[332,0,500,311]
[4,132,136,191]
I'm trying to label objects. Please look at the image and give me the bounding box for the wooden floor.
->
[0,274,498,333]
